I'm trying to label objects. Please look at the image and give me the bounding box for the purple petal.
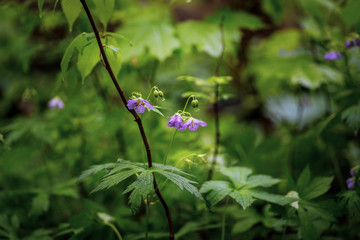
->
[48,97,64,109]
[345,40,352,48]
[143,99,154,110]
[168,114,182,128]
[347,178,355,190]
[323,51,342,61]
[178,120,190,131]
[136,104,145,113]
[127,99,138,109]
[188,120,199,131]
[193,119,207,127]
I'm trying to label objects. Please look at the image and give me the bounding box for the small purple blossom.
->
[323,51,343,61]
[127,98,154,113]
[48,97,64,109]
[167,113,183,130]
[181,118,207,131]
[346,166,360,190]
[345,38,360,48]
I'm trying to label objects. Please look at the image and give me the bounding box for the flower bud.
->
[158,91,164,98]
[191,99,198,108]
[153,89,159,98]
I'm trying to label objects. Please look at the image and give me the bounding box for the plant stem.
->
[221,198,229,240]
[164,129,177,165]
[208,16,225,180]
[145,198,149,240]
[79,1,174,239]
[105,222,123,240]
[182,95,194,112]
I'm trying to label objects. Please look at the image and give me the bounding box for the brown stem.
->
[208,16,225,180]
[79,1,174,239]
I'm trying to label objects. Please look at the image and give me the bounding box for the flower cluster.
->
[127,97,154,113]
[345,38,360,48]
[48,97,64,109]
[168,113,207,132]
[346,166,360,190]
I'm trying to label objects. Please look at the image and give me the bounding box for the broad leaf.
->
[246,175,280,188]
[76,38,100,82]
[78,163,117,181]
[93,0,114,29]
[342,103,360,133]
[229,189,254,209]
[200,181,232,207]
[249,190,295,206]
[301,176,333,200]
[29,193,49,216]
[220,167,252,189]
[61,0,82,32]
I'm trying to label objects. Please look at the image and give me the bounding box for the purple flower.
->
[323,51,343,61]
[347,177,355,190]
[345,38,360,48]
[127,98,154,113]
[48,97,64,109]
[181,118,207,131]
[167,113,183,130]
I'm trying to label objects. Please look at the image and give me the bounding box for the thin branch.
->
[208,16,225,180]
[79,1,174,239]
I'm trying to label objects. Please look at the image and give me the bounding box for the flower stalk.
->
[79,1,174,239]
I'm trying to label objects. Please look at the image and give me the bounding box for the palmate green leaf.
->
[297,165,311,194]
[78,163,117,181]
[246,175,281,188]
[93,0,114,29]
[232,217,260,234]
[298,207,319,240]
[155,170,203,200]
[220,167,252,189]
[300,176,333,200]
[229,189,254,209]
[61,0,82,32]
[91,168,142,193]
[341,191,360,220]
[342,103,360,133]
[123,170,154,214]
[200,181,232,207]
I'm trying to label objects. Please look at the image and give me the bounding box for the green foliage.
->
[61,0,82,32]
[342,102,360,134]
[93,0,115,30]
[80,160,202,213]
[200,167,294,209]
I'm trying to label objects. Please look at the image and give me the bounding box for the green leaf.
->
[177,76,209,87]
[301,176,333,200]
[150,107,165,117]
[341,191,360,220]
[298,207,319,240]
[342,103,360,133]
[220,167,252,189]
[229,189,254,209]
[60,33,88,76]
[91,168,142,193]
[246,175,280,189]
[29,193,49,216]
[297,165,311,194]
[232,218,260,234]
[177,21,222,57]
[93,0,114,29]
[78,163,117,181]
[61,0,82,32]
[104,42,122,77]
[123,170,154,214]
[116,21,180,61]
[77,38,100,82]
[38,0,45,18]
[342,0,360,31]
[155,170,203,200]
[249,190,295,206]
[200,181,232,207]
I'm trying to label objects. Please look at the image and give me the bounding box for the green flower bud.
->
[191,99,198,108]
[153,89,159,98]
[158,91,164,98]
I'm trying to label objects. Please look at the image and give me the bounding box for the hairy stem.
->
[79,1,174,239]
[208,16,225,180]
